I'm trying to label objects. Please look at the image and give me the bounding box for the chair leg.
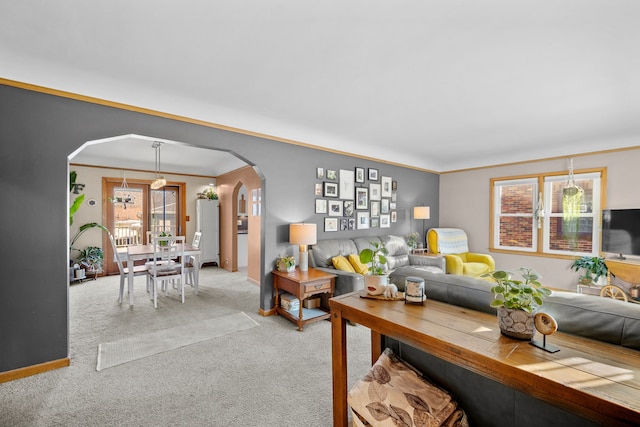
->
[118,275,125,304]
[152,280,158,308]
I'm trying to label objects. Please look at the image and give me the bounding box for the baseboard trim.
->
[0,357,70,384]
[259,307,276,317]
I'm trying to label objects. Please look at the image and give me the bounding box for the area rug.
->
[96,312,259,371]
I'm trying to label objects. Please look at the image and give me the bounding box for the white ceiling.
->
[2,1,639,175]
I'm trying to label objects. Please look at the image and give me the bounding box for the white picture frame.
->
[324,217,338,232]
[380,214,390,228]
[339,169,354,200]
[370,183,381,201]
[357,211,369,229]
[315,199,327,214]
[381,176,392,197]
[328,199,343,216]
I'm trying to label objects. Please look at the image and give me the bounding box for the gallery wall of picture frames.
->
[315,166,398,232]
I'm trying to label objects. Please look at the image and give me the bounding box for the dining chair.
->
[184,231,201,293]
[147,235,185,308]
[108,232,149,304]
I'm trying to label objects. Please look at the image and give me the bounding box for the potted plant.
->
[157,231,172,246]
[77,246,104,274]
[570,256,608,287]
[483,268,552,340]
[276,255,296,272]
[406,232,419,250]
[359,241,389,295]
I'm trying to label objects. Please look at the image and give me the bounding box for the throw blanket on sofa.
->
[432,228,469,254]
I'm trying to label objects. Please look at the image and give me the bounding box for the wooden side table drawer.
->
[303,280,332,294]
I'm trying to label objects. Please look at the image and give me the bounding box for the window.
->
[491,169,605,257]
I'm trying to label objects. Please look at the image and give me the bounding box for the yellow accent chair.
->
[427,228,495,277]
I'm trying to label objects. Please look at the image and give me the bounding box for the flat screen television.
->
[601,209,640,257]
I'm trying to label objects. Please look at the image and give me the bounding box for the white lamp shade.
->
[413,206,430,220]
[289,223,317,245]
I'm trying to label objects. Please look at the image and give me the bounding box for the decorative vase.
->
[497,307,535,340]
[365,275,388,295]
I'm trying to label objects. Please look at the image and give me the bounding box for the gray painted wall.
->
[0,83,439,372]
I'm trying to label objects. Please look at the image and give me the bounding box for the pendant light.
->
[151,141,166,190]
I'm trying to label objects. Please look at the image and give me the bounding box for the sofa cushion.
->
[348,254,369,275]
[310,239,359,268]
[333,255,356,273]
[462,262,491,277]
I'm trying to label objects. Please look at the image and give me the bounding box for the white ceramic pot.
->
[365,275,388,295]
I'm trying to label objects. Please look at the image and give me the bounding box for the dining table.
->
[118,243,201,306]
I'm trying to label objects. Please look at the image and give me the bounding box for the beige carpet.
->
[1,267,371,427]
[97,312,259,371]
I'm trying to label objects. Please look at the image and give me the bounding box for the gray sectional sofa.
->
[311,233,640,350]
[308,234,445,297]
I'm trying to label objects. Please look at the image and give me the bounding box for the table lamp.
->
[413,206,430,249]
[290,223,317,272]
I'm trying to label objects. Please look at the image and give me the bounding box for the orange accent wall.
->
[216,166,262,284]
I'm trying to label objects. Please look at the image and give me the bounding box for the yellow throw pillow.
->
[333,255,356,272]
[348,254,369,275]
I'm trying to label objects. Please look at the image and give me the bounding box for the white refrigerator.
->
[195,199,220,267]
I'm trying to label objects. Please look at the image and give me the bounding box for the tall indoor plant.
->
[484,268,552,340]
[360,241,389,295]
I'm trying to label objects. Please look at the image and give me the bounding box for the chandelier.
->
[151,141,166,190]
[111,171,135,208]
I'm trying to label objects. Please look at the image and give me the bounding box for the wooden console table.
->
[330,292,640,427]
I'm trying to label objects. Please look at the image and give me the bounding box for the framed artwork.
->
[326,169,338,180]
[381,198,390,214]
[348,218,356,230]
[380,214,390,228]
[340,218,349,231]
[370,217,379,228]
[315,199,327,214]
[343,200,354,217]
[316,167,324,179]
[324,217,338,232]
[355,167,365,183]
[328,199,343,216]
[381,176,392,197]
[357,211,369,229]
[391,211,397,222]
[390,202,396,210]
[371,200,380,217]
[355,187,368,210]
[392,180,397,190]
[369,183,381,201]
[315,183,323,196]
[324,182,338,198]
[339,169,354,200]
[368,168,379,181]
[391,192,397,202]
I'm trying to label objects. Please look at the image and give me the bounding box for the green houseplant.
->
[570,255,608,286]
[360,241,389,295]
[276,255,296,272]
[77,246,104,273]
[484,268,552,340]
[405,232,419,250]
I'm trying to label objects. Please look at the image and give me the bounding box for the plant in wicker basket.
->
[483,268,552,340]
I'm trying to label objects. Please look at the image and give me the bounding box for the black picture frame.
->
[355,187,368,209]
[355,167,365,183]
[368,168,379,181]
[323,182,338,198]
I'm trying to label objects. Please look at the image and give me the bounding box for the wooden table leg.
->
[371,330,382,365]
[331,308,348,427]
